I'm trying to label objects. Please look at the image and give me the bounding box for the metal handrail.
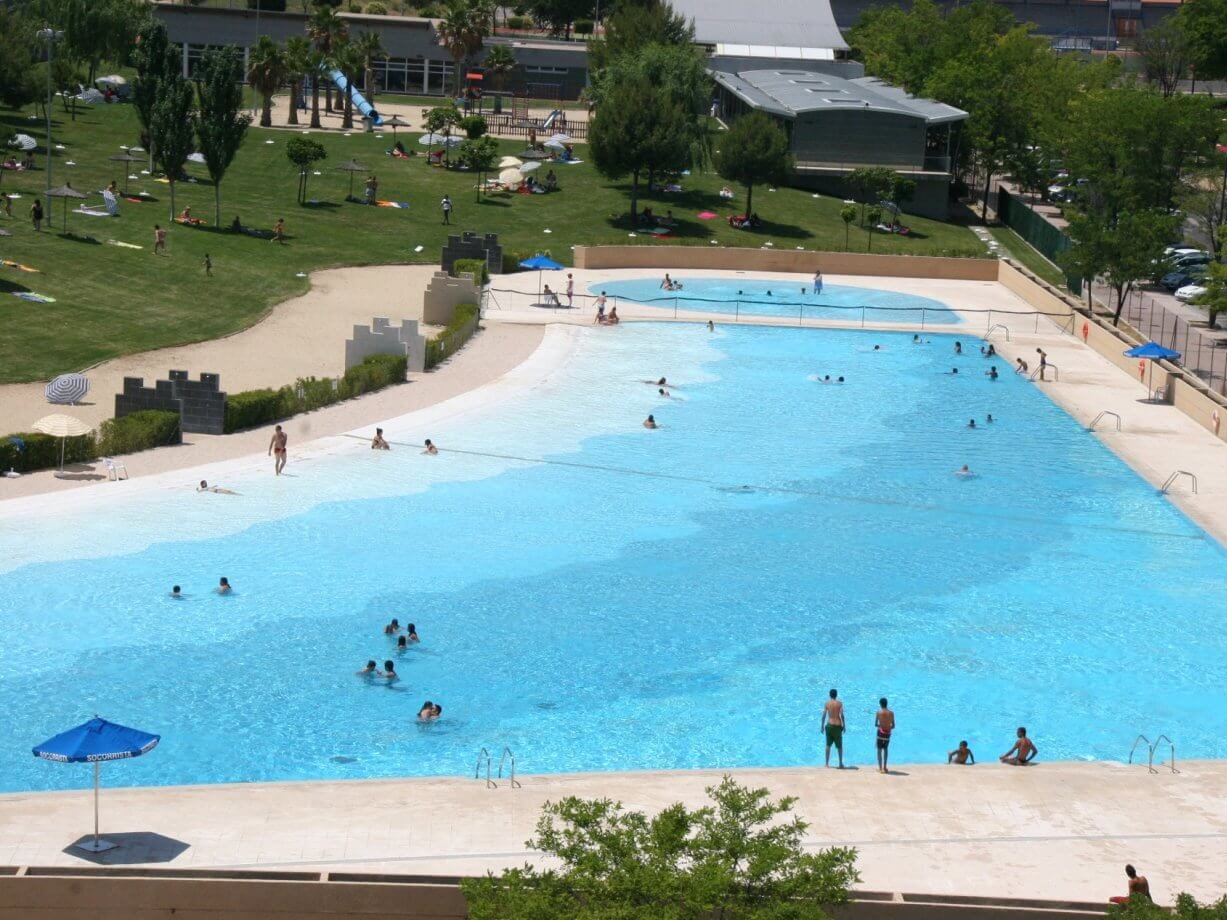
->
[1031,364,1059,382]
[1160,470,1198,495]
[475,747,495,789]
[985,323,1011,341]
[1127,734,1151,766]
[497,747,522,788]
[1088,410,1122,432]
[1149,735,1178,774]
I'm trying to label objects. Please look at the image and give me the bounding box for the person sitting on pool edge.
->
[948,740,975,764]
[217,577,232,594]
[1000,726,1038,765]
[643,414,658,429]
[371,428,390,450]
[356,660,377,676]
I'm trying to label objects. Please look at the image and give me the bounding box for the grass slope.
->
[0,103,979,383]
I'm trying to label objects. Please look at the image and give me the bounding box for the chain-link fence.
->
[1117,288,1227,396]
[997,188,1080,294]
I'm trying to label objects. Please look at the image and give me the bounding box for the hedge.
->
[501,249,540,274]
[425,303,480,370]
[225,354,408,433]
[453,257,489,286]
[506,14,531,29]
[0,409,181,475]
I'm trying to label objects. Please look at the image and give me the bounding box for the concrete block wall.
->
[440,231,502,276]
[346,317,426,374]
[114,372,228,436]
[114,377,183,421]
[422,271,480,326]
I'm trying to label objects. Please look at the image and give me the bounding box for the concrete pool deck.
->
[1,760,1223,905]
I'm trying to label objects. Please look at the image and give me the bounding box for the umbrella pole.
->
[75,760,117,852]
[93,761,100,847]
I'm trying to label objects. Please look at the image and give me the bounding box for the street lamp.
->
[36,28,63,217]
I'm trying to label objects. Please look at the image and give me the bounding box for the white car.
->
[1175,284,1207,303]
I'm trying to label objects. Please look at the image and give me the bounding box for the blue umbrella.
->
[33,717,160,853]
[1124,342,1181,399]
[519,255,565,306]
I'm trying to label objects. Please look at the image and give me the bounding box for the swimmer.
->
[766,290,772,296]
[406,623,420,643]
[986,414,995,423]
[950,367,959,375]
[948,740,975,764]
[661,273,674,290]
[397,635,408,649]
[381,659,398,682]
[983,343,997,357]
[658,387,672,398]
[987,366,999,380]
[356,660,377,676]
[217,577,232,594]
[955,465,973,477]
[1015,357,1029,374]
[873,344,881,351]
[170,585,183,599]
[913,334,920,344]
[423,439,438,455]
[968,418,976,428]
[384,618,401,635]
[197,479,238,494]
[418,700,442,721]
[645,377,667,386]
[707,320,714,332]
[954,341,963,354]
[371,428,390,450]
[643,414,658,429]
[836,376,844,383]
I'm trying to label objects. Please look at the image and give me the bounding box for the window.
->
[523,65,568,75]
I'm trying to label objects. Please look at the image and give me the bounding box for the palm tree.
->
[352,31,387,106]
[437,0,488,97]
[284,36,312,127]
[333,40,365,130]
[307,2,348,113]
[483,44,515,93]
[246,36,286,128]
[306,47,327,129]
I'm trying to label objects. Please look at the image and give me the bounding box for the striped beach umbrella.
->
[45,373,89,405]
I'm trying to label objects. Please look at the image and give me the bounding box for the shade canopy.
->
[108,152,142,163]
[335,159,369,173]
[45,374,90,405]
[383,115,409,127]
[543,139,565,151]
[33,717,160,764]
[1124,342,1181,360]
[32,413,92,437]
[498,155,523,168]
[11,134,37,151]
[46,184,86,200]
[95,75,127,87]
[519,160,541,174]
[520,254,563,270]
[498,167,524,185]
[187,152,207,165]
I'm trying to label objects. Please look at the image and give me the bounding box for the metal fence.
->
[1117,288,1227,396]
[997,188,1080,294]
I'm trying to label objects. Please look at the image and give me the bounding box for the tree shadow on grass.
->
[57,231,101,244]
[301,200,341,210]
[476,197,511,208]
[724,217,811,241]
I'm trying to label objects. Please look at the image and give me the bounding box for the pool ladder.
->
[474,746,521,789]
[1128,734,1179,774]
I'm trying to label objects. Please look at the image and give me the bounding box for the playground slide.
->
[327,68,384,126]
[542,109,563,129]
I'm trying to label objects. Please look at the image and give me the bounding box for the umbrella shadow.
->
[64,831,190,865]
[57,231,102,245]
[0,277,32,295]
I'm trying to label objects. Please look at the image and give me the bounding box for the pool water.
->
[1,322,1224,793]
[591,277,959,323]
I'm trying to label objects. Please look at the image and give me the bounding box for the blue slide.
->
[542,109,563,129]
[327,68,383,126]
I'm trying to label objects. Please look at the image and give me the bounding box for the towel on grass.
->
[106,239,143,250]
[376,200,410,209]
[12,292,55,303]
[2,259,40,273]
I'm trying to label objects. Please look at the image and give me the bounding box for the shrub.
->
[416,3,440,16]
[97,411,181,457]
[0,431,95,474]
[425,302,480,369]
[574,18,593,35]
[460,114,487,139]
[453,257,489,285]
[501,249,537,273]
[225,388,283,433]
[343,353,407,396]
[507,15,531,29]
[347,1,363,11]
[365,0,387,12]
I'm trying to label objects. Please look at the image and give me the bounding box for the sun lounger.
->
[102,457,128,481]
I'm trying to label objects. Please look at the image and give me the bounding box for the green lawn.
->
[987,225,1067,289]
[0,102,980,383]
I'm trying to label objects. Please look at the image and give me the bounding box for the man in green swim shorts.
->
[822,688,845,768]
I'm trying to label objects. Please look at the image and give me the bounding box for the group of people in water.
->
[358,618,442,721]
[169,578,232,598]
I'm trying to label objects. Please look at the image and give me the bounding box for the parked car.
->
[1173,251,1212,268]
[1162,267,1206,291]
[1175,284,1208,303]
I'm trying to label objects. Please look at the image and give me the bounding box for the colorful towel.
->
[2,260,40,273]
[174,217,207,226]
[74,208,116,218]
[375,200,410,209]
[12,292,55,303]
[106,239,143,250]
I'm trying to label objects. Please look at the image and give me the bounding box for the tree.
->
[0,9,39,111]
[246,35,286,128]
[332,39,364,130]
[1176,0,1227,81]
[714,112,792,221]
[305,47,328,129]
[150,66,197,221]
[353,30,386,104]
[529,0,592,37]
[865,206,883,251]
[1108,890,1227,919]
[1181,147,1227,261]
[590,73,689,223]
[587,0,691,72]
[1194,260,1227,328]
[437,0,489,96]
[483,44,515,92]
[307,1,348,114]
[197,46,251,225]
[460,114,487,138]
[840,203,857,251]
[133,19,175,170]
[286,136,327,203]
[1137,18,1190,98]
[463,777,859,920]
[845,167,897,226]
[458,135,498,199]
[283,36,312,127]
[1064,208,1179,324]
[423,103,462,164]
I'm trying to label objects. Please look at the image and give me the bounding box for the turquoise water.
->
[591,277,959,323]
[0,322,1224,793]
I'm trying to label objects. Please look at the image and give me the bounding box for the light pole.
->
[36,28,62,217]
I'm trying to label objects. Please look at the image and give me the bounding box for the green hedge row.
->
[0,410,181,475]
[224,354,408,433]
[453,257,489,286]
[425,303,480,370]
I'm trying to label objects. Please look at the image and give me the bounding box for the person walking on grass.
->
[268,424,288,475]
[441,195,452,225]
[153,223,166,255]
[30,199,43,232]
[821,688,845,768]
[875,697,895,774]
[204,253,212,278]
[271,218,285,244]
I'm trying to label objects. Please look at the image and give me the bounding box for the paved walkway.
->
[0,761,1222,905]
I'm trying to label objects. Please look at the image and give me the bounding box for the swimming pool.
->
[591,277,960,324]
[1,322,1224,793]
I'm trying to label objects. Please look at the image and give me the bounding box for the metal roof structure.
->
[713,70,968,124]
[669,0,849,54]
